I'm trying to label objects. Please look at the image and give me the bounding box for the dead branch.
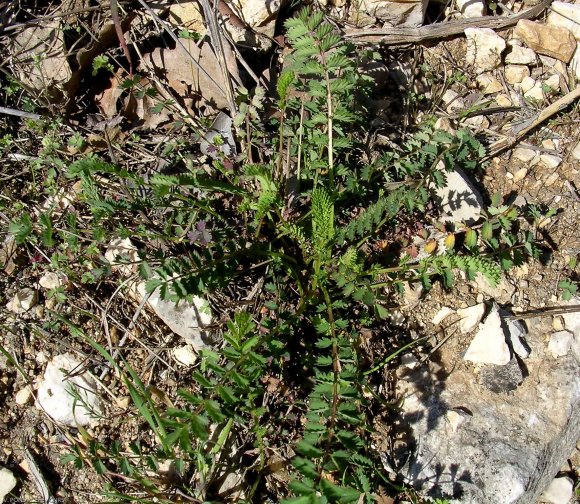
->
[486,85,580,159]
[344,0,553,44]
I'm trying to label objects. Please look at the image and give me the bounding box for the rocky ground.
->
[0,0,579,503]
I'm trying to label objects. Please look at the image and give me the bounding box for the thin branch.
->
[344,0,553,44]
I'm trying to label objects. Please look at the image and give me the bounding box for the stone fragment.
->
[15,386,33,406]
[432,306,454,325]
[432,166,483,225]
[552,316,565,331]
[463,303,511,365]
[8,23,72,99]
[505,45,537,65]
[457,0,486,17]
[561,298,580,337]
[6,288,38,314]
[505,64,530,84]
[544,74,561,91]
[351,0,428,27]
[38,272,67,290]
[544,173,559,186]
[132,279,213,350]
[524,81,545,101]
[472,273,516,304]
[228,0,286,37]
[146,39,236,111]
[496,94,513,107]
[547,1,580,40]
[504,317,531,359]
[515,20,576,62]
[434,117,456,134]
[457,303,487,334]
[0,467,16,503]
[36,353,102,426]
[465,28,506,72]
[512,146,535,163]
[542,139,557,150]
[512,167,528,183]
[572,142,580,161]
[441,89,465,113]
[540,475,574,504]
[476,73,503,94]
[105,237,139,275]
[548,331,573,358]
[540,154,562,168]
[168,2,205,34]
[172,345,198,366]
[519,76,536,93]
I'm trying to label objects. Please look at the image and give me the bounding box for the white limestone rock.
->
[505,65,530,85]
[105,237,139,275]
[513,147,538,163]
[6,288,38,314]
[544,74,561,92]
[15,386,33,406]
[519,76,536,93]
[432,166,483,225]
[0,467,16,503]
[476,73,503,94]
[572,141,580,161]
[38,271,68,290]
[505,45,537,65]
[36,353,102,426]
[540,154,562,168]
[548,331,574,358]
[172,345,198,366]
[352,0,428,27]
[524,81,545,101]
[464,303,511,365]
[457,303,486,334]
[561,297,580,336]
[540,476,574,504]
[465,28,506,72]
[432,306,454,325]
[441,89,465,113]
[457,0,486,18]
[547,1,580,40]
[133,279,213,350]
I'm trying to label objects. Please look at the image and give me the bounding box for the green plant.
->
[13,8,547,503]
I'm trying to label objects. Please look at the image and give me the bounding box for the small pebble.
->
[540,154,562,169]
[519,76,536,93]
[552,316,565,331]
[15,386,32,406]
[512,167,528,182]
[544,172,559,186]
[496,94,513,107]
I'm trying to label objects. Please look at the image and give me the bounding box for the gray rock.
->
[480,357,524,393]
[432,166,483,226]
[393,317,580,503]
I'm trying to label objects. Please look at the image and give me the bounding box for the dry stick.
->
[344,0,553,44]
[0,106,42,121]
[502,304,580,320]
[485,85,580,160]
[110,0,134,75]
[198,0,238,116]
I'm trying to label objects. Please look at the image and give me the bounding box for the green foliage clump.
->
[11,7,549,503]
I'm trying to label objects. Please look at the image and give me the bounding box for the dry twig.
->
[344,0,552,44]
